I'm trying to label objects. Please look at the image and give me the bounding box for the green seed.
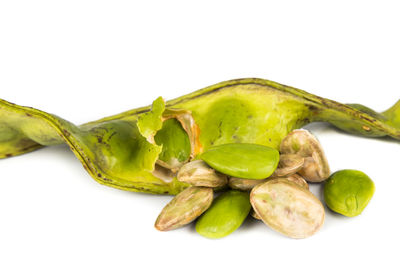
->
[200,143,280,179]
[154,118,191,169]
[324,169,375,217]
[195,190,251,239]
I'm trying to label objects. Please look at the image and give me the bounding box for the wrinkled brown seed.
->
[280,129,330,182]
[298,155,325,182]
[250,178,324,239]
[273,154,304,177]
[228,177,267,191]
[155,186,213,231]
[177,160,228,187]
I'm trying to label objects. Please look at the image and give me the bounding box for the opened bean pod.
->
[1,78,386,239]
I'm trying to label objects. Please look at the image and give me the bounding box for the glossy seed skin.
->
[200,143,280,179]
[324,170,375,217]
[155,186,213,231]
[195,190,251,239]
[251,178,324,239]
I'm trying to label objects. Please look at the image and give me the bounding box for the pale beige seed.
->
[250,178,324,239]
[252,175,308,219]
[177,160,228,187]
[273,154,304,177]
[284,174,309,190]
[280,129,330,182]
[155,186,213,231]
[228,177,267,191]
[251,209,261,220]
[265,175,308,189]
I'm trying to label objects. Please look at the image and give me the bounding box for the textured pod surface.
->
[280,129,330,182]
[228,177,267,191]
[177,160,228,187]
[324,170,375,217]
[200,143,280,179]
[251,178,324,238]
[273,154,304,177]
[155,186,213,231]
[196,190,251,239]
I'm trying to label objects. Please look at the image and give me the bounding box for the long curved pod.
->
[1,78,399,194]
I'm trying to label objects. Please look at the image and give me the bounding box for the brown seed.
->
[155,186,213,231]
[228,177,267,191]
[284,173,309,190]
[280,129,330,182]
[273,154,304,177]
[298,156,322,182]
[177,160,228,187]
[250,178,324,239]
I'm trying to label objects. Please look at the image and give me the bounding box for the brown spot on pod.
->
[62,129,71,137]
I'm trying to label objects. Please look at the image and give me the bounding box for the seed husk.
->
[155,186,213,231]
[228,177,267,191]
[273,154,304,177]
[250,178,324,238]
[280,129,330,182]
[196,190,251,239]
[177,160,228,187]
[200,143,280,179]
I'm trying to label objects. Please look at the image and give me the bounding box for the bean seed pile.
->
[155,129,375,239]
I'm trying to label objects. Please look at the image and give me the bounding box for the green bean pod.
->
[1,78,400,194]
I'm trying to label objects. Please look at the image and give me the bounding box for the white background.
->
[1,1,399,266]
